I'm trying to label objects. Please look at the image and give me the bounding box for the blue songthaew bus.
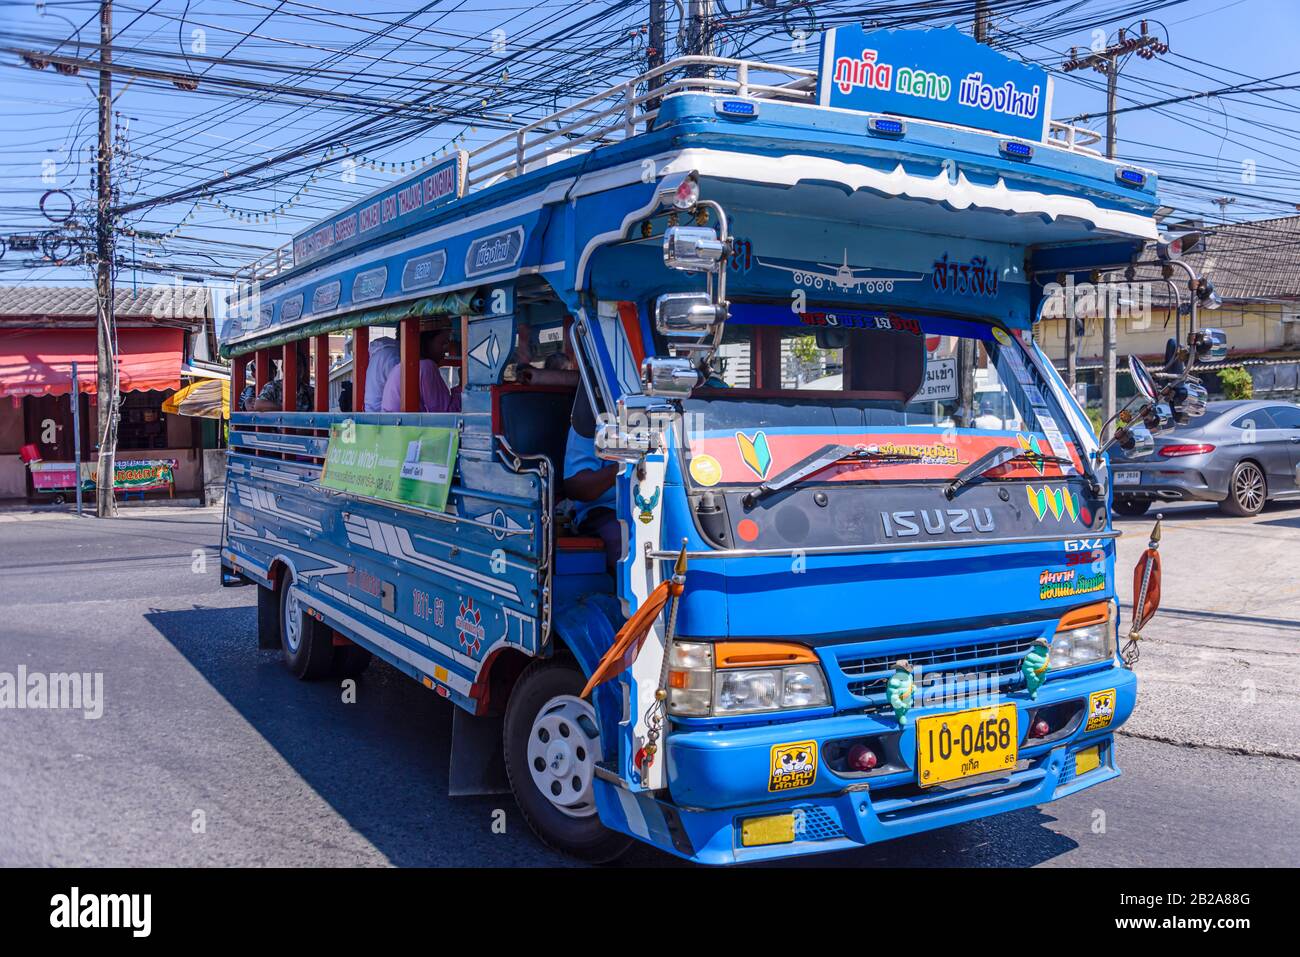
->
[218,26,1223,864]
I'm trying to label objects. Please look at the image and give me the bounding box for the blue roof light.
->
[1115,167,1148,188]
[715,99,758,119]
[867,116,906,136]
[1000,139,1034,160]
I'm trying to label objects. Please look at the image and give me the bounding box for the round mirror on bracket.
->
[1128,354,1158,400]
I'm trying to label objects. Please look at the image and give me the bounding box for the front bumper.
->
[595,664,1135,864]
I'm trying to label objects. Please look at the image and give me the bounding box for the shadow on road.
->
[144,605,1081,868]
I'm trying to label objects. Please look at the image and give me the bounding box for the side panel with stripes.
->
[222,411,546,711]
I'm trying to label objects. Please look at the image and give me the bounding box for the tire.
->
[1219,461,1267,517]
[1113,498,1151,517]
[331,643,373,679]
[279,577,335,680]
[503,657,632,863]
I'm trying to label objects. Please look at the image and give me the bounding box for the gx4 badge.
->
[1086,688,1117,731]
[769,740,818,792]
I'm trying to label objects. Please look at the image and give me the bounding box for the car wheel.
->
[503,657,632,863]
[1113,498,1151,517]
[1219,461,1267,516]
[280,576,335,679]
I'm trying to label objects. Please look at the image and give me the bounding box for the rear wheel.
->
[503,657,631,863]
[1219,461,1266,516]
[1113,498,1151,517]
[280,576,335,680]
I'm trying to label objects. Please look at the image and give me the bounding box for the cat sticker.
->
[769,740,818,792]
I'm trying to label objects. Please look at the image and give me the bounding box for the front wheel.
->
[503,657,631,863]
[1219,461,1266,516]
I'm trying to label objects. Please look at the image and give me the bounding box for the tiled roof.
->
[0,284,211,319]
[1186,215,1300,300]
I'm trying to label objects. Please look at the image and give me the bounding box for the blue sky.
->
[1,0,1297,296]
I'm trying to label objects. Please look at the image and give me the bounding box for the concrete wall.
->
[0,398,26,498]
[1037,302,1299,363]
[0,455,26,499]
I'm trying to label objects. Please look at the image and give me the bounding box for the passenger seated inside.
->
[509,319,580,388]
[250,339,313,411]
[364,333,400,411]
[381,327,461,413]
[563,387,619,575]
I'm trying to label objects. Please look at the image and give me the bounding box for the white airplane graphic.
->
[756,249,924,294]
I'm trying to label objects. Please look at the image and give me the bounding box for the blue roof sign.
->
[292,150,467,268]
[818,26,1052,142]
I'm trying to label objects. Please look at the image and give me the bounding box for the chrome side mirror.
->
[1141,402,1175,434]
[594,418,652,463]
[663,226,725,273]
[1128,354,1157,400]
[641,356,701,398]
[655,292,726,344]
[1191,327,1228,362]
[1117,423,1156,458]
[1169,380,1208,423]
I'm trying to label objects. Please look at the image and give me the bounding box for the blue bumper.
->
[595,664,1135,864]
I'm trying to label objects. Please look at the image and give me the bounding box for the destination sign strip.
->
[292,150,468,268]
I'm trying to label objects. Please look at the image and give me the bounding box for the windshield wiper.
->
[943,445,1074,500]
[742,443,925,508]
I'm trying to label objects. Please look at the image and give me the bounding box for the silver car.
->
[1110,399,1300,517]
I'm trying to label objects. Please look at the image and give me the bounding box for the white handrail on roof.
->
[235,57,1112,285]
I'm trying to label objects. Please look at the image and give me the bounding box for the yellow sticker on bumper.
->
[769,740,818,792]
[1086,688,1117,731]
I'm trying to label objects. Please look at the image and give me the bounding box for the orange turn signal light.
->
[1056,600,1112,633]
[713,641,818,669]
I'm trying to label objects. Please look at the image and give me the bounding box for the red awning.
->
[0,328,184,398]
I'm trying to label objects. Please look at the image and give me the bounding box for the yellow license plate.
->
[740,813,795,847]
[916,704,1018,787]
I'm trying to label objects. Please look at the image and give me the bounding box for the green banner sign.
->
[321,422,459,511]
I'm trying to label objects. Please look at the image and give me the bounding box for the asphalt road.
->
[0,502,1297,867]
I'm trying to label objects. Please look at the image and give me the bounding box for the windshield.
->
[681,307,1083,488]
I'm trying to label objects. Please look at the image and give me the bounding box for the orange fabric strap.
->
[580,580,684,698]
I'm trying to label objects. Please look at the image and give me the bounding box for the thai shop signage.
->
[292,150,467,267]
[321,423,459,511]
[818,25,1051,142]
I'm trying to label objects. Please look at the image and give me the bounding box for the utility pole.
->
[686,0,712,78]
[1212,196,1237,223]
[1063,21,1169,424]
[94,0,117,518]
[646,0,666,126]
[973,0,991,43]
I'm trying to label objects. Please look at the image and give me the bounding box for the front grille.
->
[838,635,1041,709]
[794,806,844,842]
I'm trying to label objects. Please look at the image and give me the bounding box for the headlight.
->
[1047,601,1116,671]
[668,641,829,716]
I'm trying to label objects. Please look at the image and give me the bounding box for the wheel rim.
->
[283,583,303,653]
[1235,464,1264,511]
[526,694,600,819]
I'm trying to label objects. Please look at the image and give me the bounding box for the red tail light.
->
[1159,443,1215,457]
